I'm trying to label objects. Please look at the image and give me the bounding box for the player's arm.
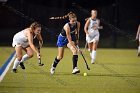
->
[36,33,43,48]
[97,19,100,27]
[84,19,90,35]
[136,24,140,40]
[64,24,76,48]
[97,19,103,29]
[75,21,80,45]
[27,31,40,57]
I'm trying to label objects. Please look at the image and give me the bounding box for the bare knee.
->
[27,52,33,58]
[17,56,22,61]
[57,55,63,60]
[92,42,98,51]
[72,48,78,55]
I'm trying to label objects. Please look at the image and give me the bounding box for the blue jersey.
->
[57,22,77,47]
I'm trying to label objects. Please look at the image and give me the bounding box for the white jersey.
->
[12,30,29,48]
[88,18,99,33]
[86,18,100,43]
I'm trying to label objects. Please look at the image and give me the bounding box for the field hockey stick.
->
[37,47,44,66]
[77,46,90,70]
[34,35,44,66]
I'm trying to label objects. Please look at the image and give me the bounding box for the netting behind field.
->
[0,2,138,48]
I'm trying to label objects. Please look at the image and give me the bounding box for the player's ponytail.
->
[85,17,90,21]
[49,11,76,20]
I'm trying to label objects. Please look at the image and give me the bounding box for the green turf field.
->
[0,47,140,93]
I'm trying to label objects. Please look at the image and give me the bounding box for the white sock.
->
[138,46,140,52]
[91,50,96,62]
[90,52,92,58]
[20,54,29,63]
[12,58,20,69]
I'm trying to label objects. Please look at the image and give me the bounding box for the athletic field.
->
[0,47,140,93]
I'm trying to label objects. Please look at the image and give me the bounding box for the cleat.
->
[39,63,44,66]
[12,69,17,73]
[50,67,55,75]
[19,62,25,69]
[72,67,80,74]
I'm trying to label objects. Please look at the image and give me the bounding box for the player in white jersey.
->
[84,9,101,64]
[136,24,140,56]
[12,22,43,73]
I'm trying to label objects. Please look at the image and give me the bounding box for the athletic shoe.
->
[50,67,55,75]
[19,62,25,69]
[12,69,17,73]
[72,67,80,74]
[91,58,95,64]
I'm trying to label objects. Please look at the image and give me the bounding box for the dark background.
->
[0,0,140,48]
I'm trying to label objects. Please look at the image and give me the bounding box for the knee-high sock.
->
[20,54,29,63]
[73,55,78,69]
[52,57,60,68]
[12,58,20,69]
[138,46,140,53]
[91,50,96,61]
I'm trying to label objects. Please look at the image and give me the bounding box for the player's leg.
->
[138,34,140,56]
[91,32,99,64]
[91,41,98,64]
[50,47,65,74]
[67,42,80,74]
[12,46,22,73]
[19,46,33,69]
[88,42,93,58]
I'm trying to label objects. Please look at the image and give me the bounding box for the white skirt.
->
[86,30,99,43]
[12,33,29,48]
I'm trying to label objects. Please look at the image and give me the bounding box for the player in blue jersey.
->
[50,12,80,74]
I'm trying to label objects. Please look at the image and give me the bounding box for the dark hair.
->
[30,22,41,31]
[85,9,97,21]
[91,9,97,15]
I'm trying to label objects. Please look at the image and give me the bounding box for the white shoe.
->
[91,58,95,64]
[72,67,80,74]
[50,67,55,75]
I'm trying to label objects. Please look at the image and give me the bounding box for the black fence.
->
[0,0,139,48]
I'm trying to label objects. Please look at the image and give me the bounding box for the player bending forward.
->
[50,12,80,74]
[12,22,43,73]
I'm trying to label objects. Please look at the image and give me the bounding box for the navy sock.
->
[53,57,60,67]
[72,55,78,69]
